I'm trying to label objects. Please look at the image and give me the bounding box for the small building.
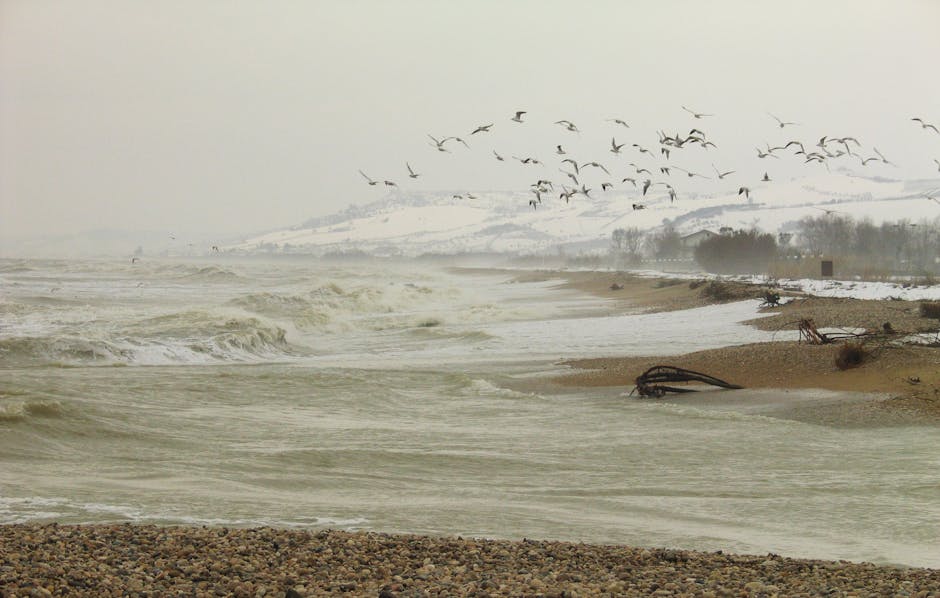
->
[679,229,718,251]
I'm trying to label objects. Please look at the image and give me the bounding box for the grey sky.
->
[2,1,939,246]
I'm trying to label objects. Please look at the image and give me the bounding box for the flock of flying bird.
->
[358,109,940,212]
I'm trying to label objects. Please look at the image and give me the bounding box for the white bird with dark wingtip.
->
[556,145,566,155]
[713,165,735,179]
[912,117,939,134]
[607,118,630,128]
[873,147,895,166]
[762,172,771,182]
[610,138,624,154]
[682,106,712,119]
[406,163,420,179]
[428,134,450,152]
[934,158,940,172]
[555,119,579,132]
[581,161,610,175]
[471,123,494,135]
[493,150,505,161]
[359,170,379,186]
[738,186,751,200]
[769,113,799,128]
[511,111,527,123]
[383,180,397,187]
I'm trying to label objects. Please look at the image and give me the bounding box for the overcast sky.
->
[2,1,939,247]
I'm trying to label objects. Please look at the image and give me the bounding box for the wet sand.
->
[476,268,940,421]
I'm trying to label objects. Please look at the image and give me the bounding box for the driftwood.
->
[633,365,743,398]
[798,318,872,345]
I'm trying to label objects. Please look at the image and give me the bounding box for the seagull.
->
[660,167,671,176]
[813,207,845,216]
[560,169,579,185]
[427,135,450,152]
[756,147,779,159]
[579,184,593,198]
[556,145,566,155]
[383,180,397,187]
[632,203,646,210]
[924,193,939,205]
[859,156,880,165]
[511,111,526,123]
[448,136,471,149]
[581,161,610,175]
[406,163,420,179]
[631,163,651,175]
[601,182,613,191]
[471,123,494,135]
[621,177,637,187]
[762,172,771,182]
[713,165,735,179]
[513,156,541,165]
[211,245,219,252]
[873,147,895,166]
[528,198,538,209]
[661,147,671,160]
[642,179,652,195]
[682,106,712,119]
[610,138,624,154]
[784,140,805,154]
[561,158,580,174]
[632,144,652,155]
[560,187,576,203]
[466,193,477,199]
[607,118,630,128]
[668,187,677,202]
[452,194,464,200]
[359,170,379,185]
[769,113,799,128]
[934,158,940,171]
[673,167,709,179]
[131,257,140,263]
[555,119,579,132]
[493,150,505,161]
[738,186,751,200]
[912,117,939,134]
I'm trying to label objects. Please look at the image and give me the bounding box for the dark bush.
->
[694,229,778,274]
[919,302,940,319]
[835,343,867,370]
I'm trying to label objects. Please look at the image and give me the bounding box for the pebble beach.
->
[3,524,940,597]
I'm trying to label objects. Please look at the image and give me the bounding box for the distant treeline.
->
[611,213,940,276]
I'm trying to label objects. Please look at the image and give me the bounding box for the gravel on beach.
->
[2,524,939,597]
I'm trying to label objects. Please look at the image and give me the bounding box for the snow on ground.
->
[230,172,940,256]
[615,268,940,302]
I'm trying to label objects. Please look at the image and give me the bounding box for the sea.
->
[1,257,937,568]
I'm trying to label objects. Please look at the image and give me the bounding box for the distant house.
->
[679,229,718,251]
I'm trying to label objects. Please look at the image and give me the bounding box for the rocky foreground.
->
[2,525,939,597]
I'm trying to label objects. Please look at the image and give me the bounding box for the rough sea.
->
[1,257,937,568]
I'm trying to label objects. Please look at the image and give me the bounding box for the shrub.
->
[694,229,778,274]
[919,302,940,319]
[835,343,867,370]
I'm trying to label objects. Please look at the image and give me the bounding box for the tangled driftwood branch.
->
[633,366,743,398]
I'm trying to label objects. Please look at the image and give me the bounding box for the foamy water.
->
[1,257,937,568]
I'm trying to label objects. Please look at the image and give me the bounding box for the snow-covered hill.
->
[228,173,940,256]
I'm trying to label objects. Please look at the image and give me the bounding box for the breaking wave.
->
[0,397,64,422]
[0,312,298,367]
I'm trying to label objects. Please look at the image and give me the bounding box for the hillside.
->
[227,173,939,256]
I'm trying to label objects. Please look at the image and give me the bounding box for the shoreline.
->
[460,267,940,422]
[3,524,939,595]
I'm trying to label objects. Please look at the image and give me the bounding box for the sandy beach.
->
[532,270,940,422]
[4,268,940,596]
